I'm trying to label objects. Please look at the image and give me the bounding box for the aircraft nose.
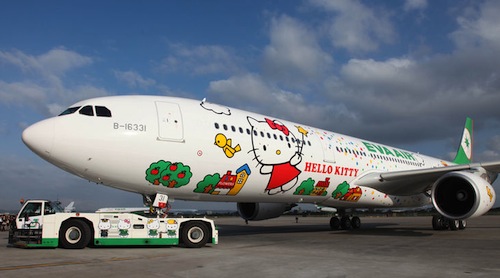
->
[22,119,54,159]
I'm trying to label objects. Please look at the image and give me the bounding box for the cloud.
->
[328,48,500,143]
[476,135,500,161]
[159,43,242,75]
[208,73,357,128]
[36,48,93,75]
[114,70,156,88]
[0,48,92,80]
[403,0,428,12]
[450,0,500,49]
[0,81,47,105]
[341,58,415,88]
[222,0,500,146]
[0,48,109,116]
[200,1,500,158]
[308,0,396,53]
[262,15,333,87]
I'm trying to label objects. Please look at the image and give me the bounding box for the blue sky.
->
[1,0,500,211]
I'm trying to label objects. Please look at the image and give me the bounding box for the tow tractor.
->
[8,194,218,249]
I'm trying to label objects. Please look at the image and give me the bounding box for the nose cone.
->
[22,119,55,159]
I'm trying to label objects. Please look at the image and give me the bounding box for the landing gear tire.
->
[59,219,91,249]
[459,220,467,230]
[351,216,361,229]
[181,221,209,248]
[449,219,460,230]
[340,216,352,230]
[432,216,467,231]
[330,217,340,230]
[432,215,447,230]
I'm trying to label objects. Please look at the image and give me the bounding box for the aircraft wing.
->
[355,161,500,196]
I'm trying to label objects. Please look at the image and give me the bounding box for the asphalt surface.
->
[1,215,500,277]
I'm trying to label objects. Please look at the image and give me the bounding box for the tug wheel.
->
[181,221,209,248]
[59,219,90,249]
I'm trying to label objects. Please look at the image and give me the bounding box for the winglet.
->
[453,117,473,164]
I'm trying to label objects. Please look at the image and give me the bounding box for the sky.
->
[1,0,500,212]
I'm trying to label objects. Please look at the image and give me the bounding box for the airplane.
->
[64,201,76,213]
[21,95,500,231]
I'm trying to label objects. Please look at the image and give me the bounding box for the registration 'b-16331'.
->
[22,95,500,231]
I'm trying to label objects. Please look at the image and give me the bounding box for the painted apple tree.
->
[145,160,192,188]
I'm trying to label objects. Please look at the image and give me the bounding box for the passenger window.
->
[79,105,94,116]
[96,106,112,117]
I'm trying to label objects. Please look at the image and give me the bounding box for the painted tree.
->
[194,174,221,194]
[145,160,171,185]
[332,181,350,199]
[145,160,192,188]
[159,162,192,188]
[294,178,315,195]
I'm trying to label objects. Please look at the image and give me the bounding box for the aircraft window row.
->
[336,146,367,157]
[214,122,312,146]
[59,105,112,117]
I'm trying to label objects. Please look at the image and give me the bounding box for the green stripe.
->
[16,238,59,248]
[94,237,179,246]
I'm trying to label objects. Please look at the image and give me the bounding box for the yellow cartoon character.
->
[215,133,241,158]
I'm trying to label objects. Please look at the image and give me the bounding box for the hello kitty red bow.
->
[265,118,289,136]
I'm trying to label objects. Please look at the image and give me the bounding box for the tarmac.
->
[1,215,500,278]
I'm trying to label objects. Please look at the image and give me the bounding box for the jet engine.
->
[237,203,294,221]
[432,171,496,219]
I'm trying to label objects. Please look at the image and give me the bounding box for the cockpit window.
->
[58,106,81,116]
[59,105,112,117]
[95,106,112,117]
[79,105,94,116]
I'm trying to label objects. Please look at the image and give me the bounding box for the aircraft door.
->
[319,132,336,163]
[155,101,184,142]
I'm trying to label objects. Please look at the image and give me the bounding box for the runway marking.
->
[0,254,171,271]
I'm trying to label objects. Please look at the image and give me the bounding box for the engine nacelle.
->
[237,203,293,221]
[432,171,496,219]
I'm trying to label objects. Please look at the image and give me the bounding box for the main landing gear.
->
[432,215,467,231]
[330,211,361,230]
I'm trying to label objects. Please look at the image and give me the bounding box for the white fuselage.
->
[23,96,448,209]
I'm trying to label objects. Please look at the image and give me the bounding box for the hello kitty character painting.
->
[99,218,111,237]
[118,219,131,238]
[247,117,306,195]
[147,219,160,238]
[166,219,178,238]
